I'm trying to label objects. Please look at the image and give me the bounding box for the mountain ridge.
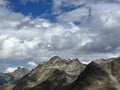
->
[0,56,120,90]
[0,67,29,86]
[13,56,85,90]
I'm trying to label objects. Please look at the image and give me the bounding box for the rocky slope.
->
[0,67,29,85]
[73,57,120,90]
[1,56,120,90]
[13,56,85,90]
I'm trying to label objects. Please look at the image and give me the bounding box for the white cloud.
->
[57,7,89,23]
[28,61,37,67]
[0,2,92,60]
[0,0,119,66]
[0,0,9,6]
[81,61,90,64]
[4,67,17,73]
[109,54,120,58]
[53,0,86,14]
[0,7,90,59]
[25,61,37,70]
[53,0,120,57]
[0,36,40,60]
[0,20,91,60]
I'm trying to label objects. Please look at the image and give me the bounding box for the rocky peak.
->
[1,57,120,90]
[0,67,29,86]
[13,56,85,90]
[73,57,120,90]
[49,56,61,62]
[11,67,29,80]
[48,56,69,65]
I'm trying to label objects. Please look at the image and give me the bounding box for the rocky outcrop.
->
[13,56,85,90]
[1,56,120,90]
[73,57,120,90]
[0,67,29,85]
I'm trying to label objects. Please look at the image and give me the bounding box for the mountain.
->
[13,56,85,90]
[73,57,120,90]
[0,56,120,90]
[0,67,29,85]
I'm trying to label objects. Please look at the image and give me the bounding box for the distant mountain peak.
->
[0,67,29,86]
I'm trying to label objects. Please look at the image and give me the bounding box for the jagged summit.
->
[11,67,29,80]
[48,56,71,64]
[49,56,61,61]
[0,67,29,86]
[73,57,120,90]
[0,56,120,90]
[13,56,85,90]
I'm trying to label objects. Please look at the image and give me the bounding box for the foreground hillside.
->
[0,56,120,90]
[73,58,120,90]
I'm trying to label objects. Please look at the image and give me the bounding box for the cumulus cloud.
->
[0,0,119,67]
[0,18,91,60]
[57,7,89,23]
[0,0,91,60]
[0,2,92,61]
[28,61,37,67]
[4,67,17,73]
[52,0,86,14]
[27,61,37,70]
[52,0,120,58]
[81,3,120,53]
[0,0,9,6]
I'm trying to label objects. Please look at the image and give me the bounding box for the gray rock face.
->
[13,56,85,90]
[73,57,120,90]
[0,67,29,85]
[11,67,29,80]
[1,56,120,90]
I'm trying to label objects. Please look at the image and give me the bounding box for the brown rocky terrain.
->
[73,57,120,90]
[13,56,85,90]
[0,56,120,90]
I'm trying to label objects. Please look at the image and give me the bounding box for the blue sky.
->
[0,0,120,72]
[9,0,53,18]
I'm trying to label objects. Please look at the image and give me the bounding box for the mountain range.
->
[0,67,29,85]
[0,56,120,90]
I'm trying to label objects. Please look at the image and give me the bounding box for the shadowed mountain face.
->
[13,56,85,90]
[1,56,120,90]
[0,67,29,85]
[73,57,120,90]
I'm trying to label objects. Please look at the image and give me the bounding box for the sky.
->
[0,0,120,72]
